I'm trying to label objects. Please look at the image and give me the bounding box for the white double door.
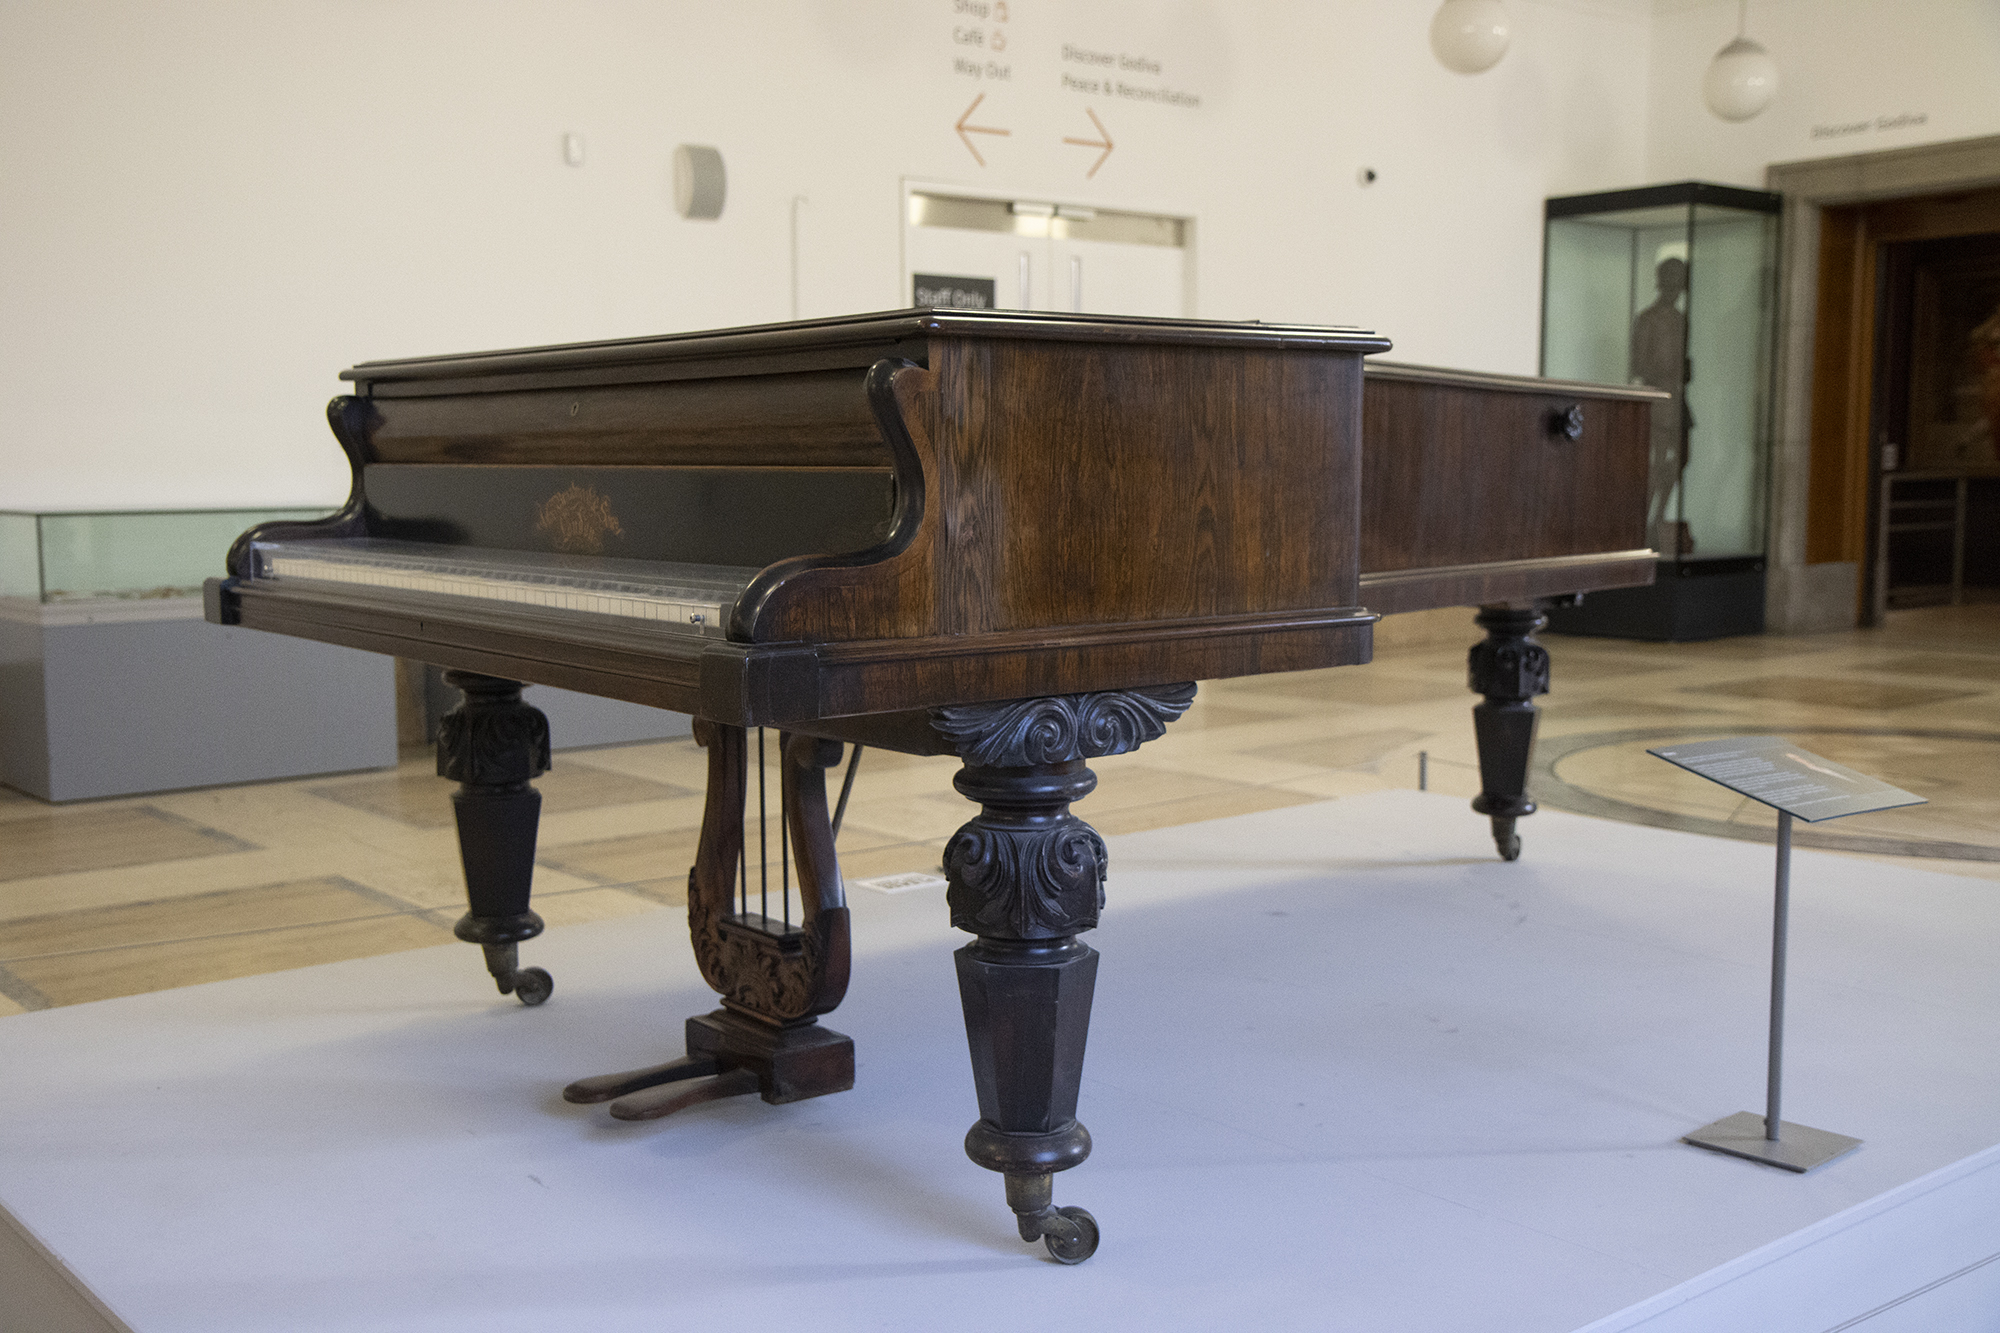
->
[903,189,1190,317]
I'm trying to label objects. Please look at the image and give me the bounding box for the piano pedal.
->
[562,1054,724,1104]
[476,941,553,1006]
[608,1067,761,1121]
[563,1008,854,1123]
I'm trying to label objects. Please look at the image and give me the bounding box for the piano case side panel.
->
[1358,376,1654,612]
[747,340,1367,647]
[732,364,945,646]
[931,336,1364,633]
[736,343,1376,717]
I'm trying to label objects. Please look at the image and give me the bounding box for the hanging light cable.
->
[1703,0,1779,122]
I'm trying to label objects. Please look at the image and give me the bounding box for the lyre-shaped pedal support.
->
[438,671,554,1005]
[564,721,854,1119]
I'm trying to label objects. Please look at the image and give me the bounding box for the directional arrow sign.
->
[955,94,1010,167]
[1062,107,1113,179]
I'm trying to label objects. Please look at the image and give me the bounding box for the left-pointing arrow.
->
[955,94,1011,167]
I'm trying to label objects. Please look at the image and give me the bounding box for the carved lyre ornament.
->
[685,722,851,1025]
[535,483,625,555]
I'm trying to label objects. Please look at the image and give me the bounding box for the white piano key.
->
[252,540,739,636]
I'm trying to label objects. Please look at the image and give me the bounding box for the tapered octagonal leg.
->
[438,671,553,1004]
[1467,605,1551,862]
[931,685,1196,1264]
[956,936,1100,1256]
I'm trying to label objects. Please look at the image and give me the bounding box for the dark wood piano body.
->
[218,313,1393,728]
[1360,360,1655,613]
[206,310,1660,1263]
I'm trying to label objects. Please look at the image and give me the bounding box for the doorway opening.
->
[901,184,1194,318]
[1806,184,2000,623]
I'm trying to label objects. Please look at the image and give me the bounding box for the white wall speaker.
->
[673,144,726,220]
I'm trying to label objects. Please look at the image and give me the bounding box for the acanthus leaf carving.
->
[931,683,1196,768]
[944,821,1106,939]
[436,674,551,787]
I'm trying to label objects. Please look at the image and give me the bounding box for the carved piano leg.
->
[934,685,1196,1265]
[436,671,555,1004]
[565,721,854,1120]
[1467,604,1552,862]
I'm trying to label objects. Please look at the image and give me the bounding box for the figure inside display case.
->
[1967,300,2000,463]
[1630,256,1694,555]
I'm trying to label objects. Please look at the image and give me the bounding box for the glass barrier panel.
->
[0,512,43,599]
[34,509,329,602]
[1683,205,1779,559]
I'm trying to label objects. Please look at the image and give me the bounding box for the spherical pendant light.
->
[1703,5,1778,121]
[1430,0,1511,75]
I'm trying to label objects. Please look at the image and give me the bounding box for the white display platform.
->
[5,790,2000,1332]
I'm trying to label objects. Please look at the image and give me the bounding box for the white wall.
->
[1646,0,2000,186]
[1,1,1656,512]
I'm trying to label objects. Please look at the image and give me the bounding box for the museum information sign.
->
[1647,736,1926,823]
[1652,735,1926,1172]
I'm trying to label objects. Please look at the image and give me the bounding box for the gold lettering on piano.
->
[535,483,625,555]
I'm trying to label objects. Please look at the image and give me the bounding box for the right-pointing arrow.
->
[1062,108,1113,179]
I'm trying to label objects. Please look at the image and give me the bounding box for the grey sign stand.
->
[1649,737,1928,1173]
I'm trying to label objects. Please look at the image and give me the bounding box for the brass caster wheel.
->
[1042,1206,1098,1265]
[510,967,554,1006]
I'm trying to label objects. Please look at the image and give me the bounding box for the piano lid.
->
[342,309,1393,390]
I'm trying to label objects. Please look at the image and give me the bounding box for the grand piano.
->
[206,310,1659,1263]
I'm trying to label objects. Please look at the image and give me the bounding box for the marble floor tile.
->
[539,737,714,788]
[1244,725,1435,771]
[536,795,709,848]
[1539,695,1743,723]
[1158,700,1286,731]
[534,827,707,894]
[0,876,453,1007]
[526,885,665,929]
[1864,652,2000,680]
[1089,785,1325,836]
[0,604,1994,1014]
[836,839,951,882]
[1222,667,1464,708]
[0,805,252,883]
[308,763,698,829]
[1689,675,1985,712]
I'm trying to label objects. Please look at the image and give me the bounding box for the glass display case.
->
[0,507,326,603]
[1539,182,1782,640]
[1,506,397,803]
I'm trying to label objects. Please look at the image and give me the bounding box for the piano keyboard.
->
[246,539,754,636]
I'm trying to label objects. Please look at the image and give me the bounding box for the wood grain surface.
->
[212,312,1662,731]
